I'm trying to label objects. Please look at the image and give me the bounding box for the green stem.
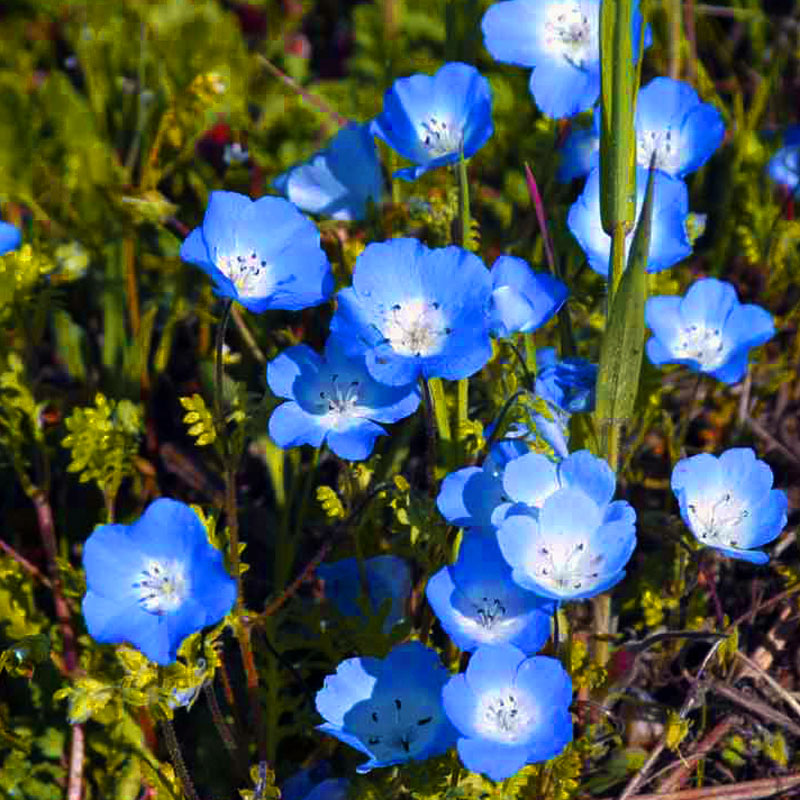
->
[609,224,627,303]
[457,151,471,250]
[455,378,468,464]
[427,377,451,445]
[214,300,234,438]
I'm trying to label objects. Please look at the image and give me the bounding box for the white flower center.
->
[215,248,270,299]
[419,115,462,158]
[688,492,751,549]
[383,299,450,357]
[133,558,188,615]
[457,592,527,644]
[673,323,727,370]
[542,2,597,69]
[637,128,681,174]
[530,540,606,594]
[318,374,364,426]
[475,690,534,743]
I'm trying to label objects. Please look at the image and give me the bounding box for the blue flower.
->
[427,531,553,653]
[557,126,599,182]
[267,337,420,460]
[329,238,494,385]
[524,349,597,459]
[497,451,637,601]
[442,644,572,781]
[180,191,333,313]
[437,440,527,531]
[488,255,568,338]
[273,123,385,221]
[567,166,691,278]
[0,221,21,255]
[630,77,725,178]
[671,449,788,565]
[81,499,236,665]
[645,277,775,384]
[316,642,458,772]
[370,62,494,181]
[481,0,649,119]
[536,348,597,414]
[282,764,349,800]
[318,555,412,633]
[767,126,800,197]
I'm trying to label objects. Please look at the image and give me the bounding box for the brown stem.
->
[161,719,200,800]
[67,724,85,800]
[32,491,78,673]
[600,772,800,800]
[259,539,332,622]
[0,537,51,587]
[31,490,84,800]
[202,681,239,756]
[655,716,738,793]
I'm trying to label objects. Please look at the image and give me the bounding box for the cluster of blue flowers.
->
[63,0,794,789]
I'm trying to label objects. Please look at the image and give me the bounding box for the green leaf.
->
[594,163,657,461]
[599,0,637,292]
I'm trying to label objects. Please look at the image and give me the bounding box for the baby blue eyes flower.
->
[631,77,725,178]
[767,125,800,197]
[437,440,527,531]
[370,62,494,181]
[316,642,457,773]
[672,448,788,565]
[536,347,597,414]
[497,450,637,601]
[442,644,572,781]
[273,123,385,221]
[567,166,691,278]
[267,337,420,460]
[481,0,648,119]
[81,499,236,666]
[0,220,22,255]
[318,555,412,633]
[427,532,553,654]
[645,277,775,384]
[329,238,494,386]
[527,348,597,458]
[180,190,333,313]
[488,255,568,338]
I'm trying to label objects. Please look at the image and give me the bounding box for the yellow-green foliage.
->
[569,639,608,691]
[239,762,281,800]
[0,354,46,479]
[0,245,55,313]
[180,392,217,446]
[61,393,143,502]
[317,484,346,520]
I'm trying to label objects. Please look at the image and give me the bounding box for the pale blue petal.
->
[316,658,379,727]
[502,452,559,507]
[326,420,386,461]
[464,643,527,695]
[679,278,737,329]
[267,345,322,400]
[558,450,616,508]
[457,738,532,781]
[269,402,327,450]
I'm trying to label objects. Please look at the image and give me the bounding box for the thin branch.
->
[711,682,800,738]
[0,537,51,587]
[600,772,800,800]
